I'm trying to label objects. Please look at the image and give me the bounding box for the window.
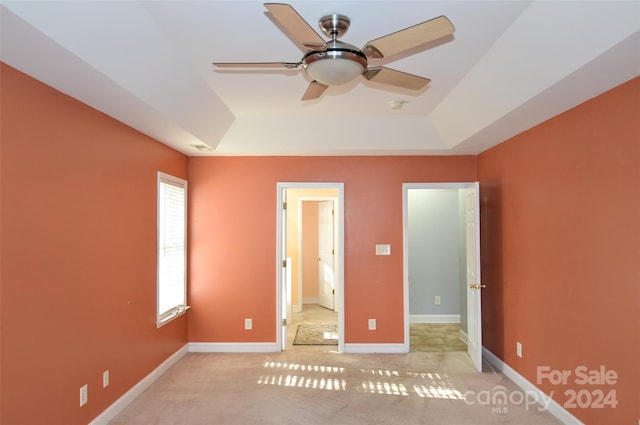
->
[157,172,188,326]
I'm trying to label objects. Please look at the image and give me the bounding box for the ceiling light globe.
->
[303,45,367,86]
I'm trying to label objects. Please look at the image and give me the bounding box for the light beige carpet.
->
[110,351,562,425]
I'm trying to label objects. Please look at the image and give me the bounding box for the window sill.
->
[156,305,191,328]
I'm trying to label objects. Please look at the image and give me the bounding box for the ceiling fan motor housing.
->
[302,40,368,86]
[318,14,351,38]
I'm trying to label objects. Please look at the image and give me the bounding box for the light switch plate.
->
[368,319,376,330]
[375,244,391,255]
[80,385,88,407]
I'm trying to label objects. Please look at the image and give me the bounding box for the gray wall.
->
[408,189,463,316]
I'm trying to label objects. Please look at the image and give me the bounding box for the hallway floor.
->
[286,304,468,353]
[286,304,339,352]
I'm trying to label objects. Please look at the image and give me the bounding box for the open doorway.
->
[402,183,483,370]
[297,197,338,312]
[276,183,344,352]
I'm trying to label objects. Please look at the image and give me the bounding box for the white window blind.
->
[157,172,188,326]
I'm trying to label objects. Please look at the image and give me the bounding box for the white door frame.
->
[402,182,482,369]
[297,196,338,312]
[276,182,345,352]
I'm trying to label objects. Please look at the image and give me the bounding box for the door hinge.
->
[282,202,287,210]
[282,260,287,268]
[332,289,335,295]
[282,318,287,326]
[332,248,335,255]
[331,209,334,216]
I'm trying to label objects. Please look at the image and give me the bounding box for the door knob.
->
[469,283,486,289]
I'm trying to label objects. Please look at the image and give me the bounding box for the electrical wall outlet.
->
[434,296,441,305]
[103,370,109,388]
[244,318,252,330]
[368,319,376,330]
[375,244,391,255]
[517,341,523,358]
[80,384,88,407]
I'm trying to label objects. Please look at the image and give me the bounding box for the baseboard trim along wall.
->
[188,342,280,353]
[410,314,461,323]
[459,329,468,344]
[89,344,189,425]
[482,347,584,425]
[343,343,408,354]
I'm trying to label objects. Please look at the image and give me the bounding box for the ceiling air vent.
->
[191,144,213,152]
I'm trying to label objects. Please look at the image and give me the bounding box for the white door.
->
[318,201,335,310]
[465,183,483,372]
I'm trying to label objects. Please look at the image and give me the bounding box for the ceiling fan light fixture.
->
[217,4,455,101]
[303,48,367,86]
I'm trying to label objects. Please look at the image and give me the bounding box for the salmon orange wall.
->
[0,63,189,425]
[478,77,640,424]
[188,156,476,344]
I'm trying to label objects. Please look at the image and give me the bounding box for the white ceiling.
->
[2,1,639,156]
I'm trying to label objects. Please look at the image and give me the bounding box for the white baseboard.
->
[482,347,584,425]
[292,305,302,313]
[303,297,319,304]
[410,314,460,323]
[459,329,468,344]
[188,342,280,353]
[89,344,189,425]
[343,343,408,354]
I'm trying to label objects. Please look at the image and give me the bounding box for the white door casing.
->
[280,188,289,350]
[402,182,482,369]
[276,183,345,352]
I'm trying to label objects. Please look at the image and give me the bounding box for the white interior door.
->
[465,183,483,372]
[318,201,335,310]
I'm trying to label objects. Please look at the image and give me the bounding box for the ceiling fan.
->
[213,3,455,101]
